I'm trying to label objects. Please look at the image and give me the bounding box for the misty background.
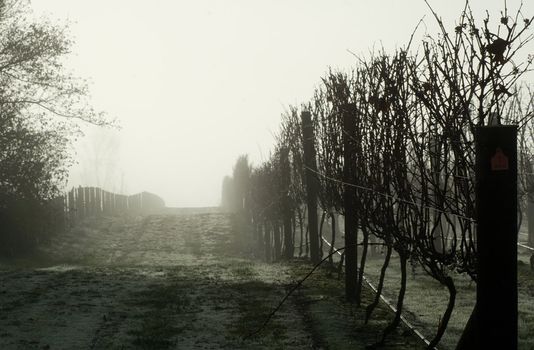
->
[30,0,533,207]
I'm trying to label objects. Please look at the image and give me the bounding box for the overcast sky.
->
[30,0,533,207]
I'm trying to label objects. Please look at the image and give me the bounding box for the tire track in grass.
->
[225,261,316,349]
[124,281,196,349]
[286,258,426,350]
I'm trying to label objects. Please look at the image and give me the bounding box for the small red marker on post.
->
[491,147,509,171]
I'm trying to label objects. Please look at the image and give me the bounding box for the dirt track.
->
[0,210,424,349]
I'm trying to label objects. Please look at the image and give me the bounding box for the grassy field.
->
[341,241,534,349]
[307,217,534,350]
[0,209,425,349]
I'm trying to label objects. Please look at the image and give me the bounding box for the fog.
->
[30,0,533,207]
[2,1,534,349]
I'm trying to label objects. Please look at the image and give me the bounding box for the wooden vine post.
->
[95,188,102,216]
[77,186,84,220]
[527,161,534,247]
[84,187,91,216]
[280,146,294,259]
[301,110,320,264]
[264,223,272,263]
[342,103,358,302]
[68,188,76,225]
[474,125,517,349]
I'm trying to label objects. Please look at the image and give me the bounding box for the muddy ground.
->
[0,209,424,350]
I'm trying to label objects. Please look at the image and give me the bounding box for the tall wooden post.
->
[273,222,281,261]
[301,110,320,264]
[114,192,117,214]
[102,191,107,215]
[475,125,517,349]
[342,103,358,302]
[429,133,444,253]
[107,191,113,215]
[77,186,84,220]
[280,147,294,259]
[264,222,272,263]
[63,193,68,231]
[108,191,113,215]
[89,187,95,216]
[68,188,76,225]
[95,188,102,216]
[84,187,91,217]
[256,221,264,256]
[526,161,534,247]
[528,199,534,246]
[124,195,128,212]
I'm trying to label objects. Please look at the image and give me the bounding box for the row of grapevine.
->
[225,4,534,348]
